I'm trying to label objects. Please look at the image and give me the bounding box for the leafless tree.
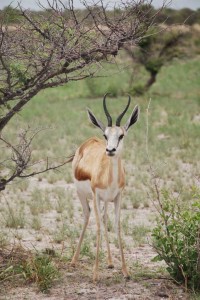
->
[0,0,162,190]
[0,127,73,191]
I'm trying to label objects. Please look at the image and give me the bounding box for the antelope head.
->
[87,94,139,157]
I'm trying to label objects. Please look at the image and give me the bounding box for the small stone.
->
[156,291,169,298]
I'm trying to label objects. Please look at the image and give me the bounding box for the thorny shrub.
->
[152,187,200,291]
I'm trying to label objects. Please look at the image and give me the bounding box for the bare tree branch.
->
[0,127,73,191]
[0,0,163,190]
[0,0,162,131]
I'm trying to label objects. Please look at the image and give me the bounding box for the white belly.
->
[74,179,93,199]
[97,184,120,202]
[74,179,120,202]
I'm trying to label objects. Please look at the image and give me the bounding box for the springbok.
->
[70,94,139,282]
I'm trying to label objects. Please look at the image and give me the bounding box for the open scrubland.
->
[0,56,200,299]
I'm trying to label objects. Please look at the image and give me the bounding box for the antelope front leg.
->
[93,192,101,282]
[103,202,114,268]
[114,193,130,279]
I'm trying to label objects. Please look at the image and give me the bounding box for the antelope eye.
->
[119,134,124,140]
[103,134,107,140]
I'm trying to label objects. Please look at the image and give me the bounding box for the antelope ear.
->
[87,108,105,132]
[124,105,139,132]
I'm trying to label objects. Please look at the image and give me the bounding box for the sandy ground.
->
[0,177,190,300]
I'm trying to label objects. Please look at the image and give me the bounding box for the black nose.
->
[106,148,116,153]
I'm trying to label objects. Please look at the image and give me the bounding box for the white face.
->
[103,126,126,157]
[87,102,139,158]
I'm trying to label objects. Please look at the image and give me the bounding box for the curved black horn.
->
[116,95,131,126]
[103,93,112,127]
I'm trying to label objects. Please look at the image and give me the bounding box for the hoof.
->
[70,261,76,267]
[124,274,131,280]
[93,273,99,283]
[107,264,114,269]
[93,276,99,283]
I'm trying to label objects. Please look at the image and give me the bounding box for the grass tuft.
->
[0,246,59,293]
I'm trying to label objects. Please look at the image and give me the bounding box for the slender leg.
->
[103,201,114,268]
[114,193,130,279]
[93,192,101,282]
[71,191,90,266]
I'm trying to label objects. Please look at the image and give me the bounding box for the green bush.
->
[85,76,120,98]
[85,77,102,98]
[24,253,59,292]
[152,188,200,291]
[145,57,163,74]
[129,83,146,96]
[0,247,59,293]
[1,6,21,24]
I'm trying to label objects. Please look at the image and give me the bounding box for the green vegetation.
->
[0,248,59,293]
[155,7,200,25]
[0,1,200,297]
[0,41,200,296]
[1,5,200,26]
[0,6,21,23]
[24,253,59,292]
[152,189,200,291]
[125,24,200,95]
